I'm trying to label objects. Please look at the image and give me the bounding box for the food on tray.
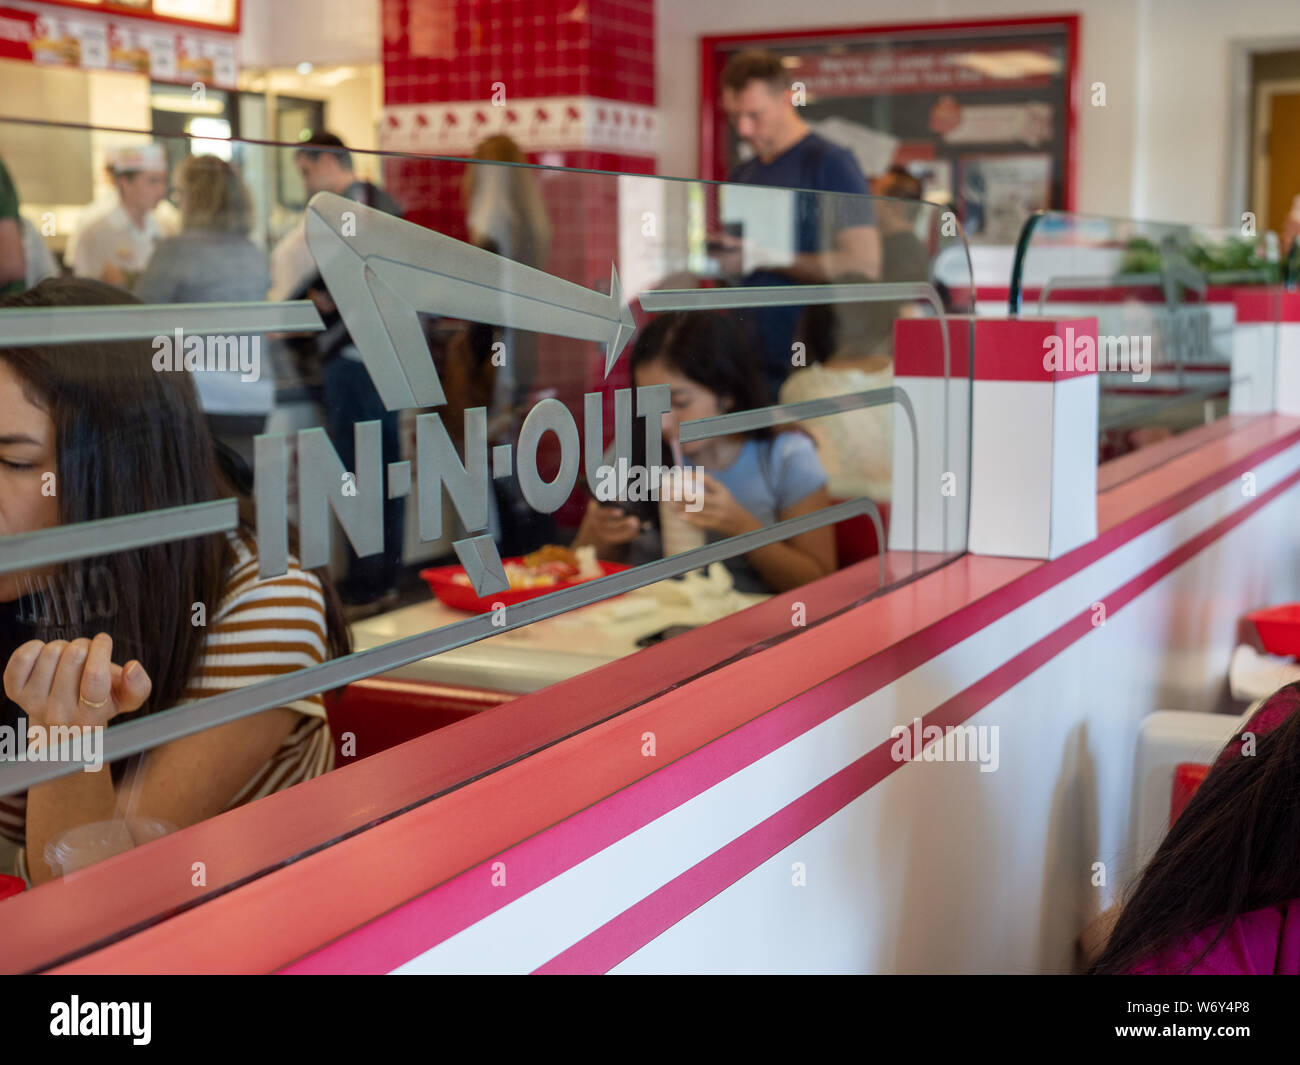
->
[522,544,576,567]
[448,544,605,592]
[573,544,601,579]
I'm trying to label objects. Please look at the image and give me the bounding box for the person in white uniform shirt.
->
[67,144,170,287]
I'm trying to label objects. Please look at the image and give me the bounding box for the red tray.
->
[420,558,631,614]
[1246,604,1300,657]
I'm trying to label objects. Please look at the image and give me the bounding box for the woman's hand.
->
[573,498,642,557]
[678,473,760,538]
[3,633,152,730]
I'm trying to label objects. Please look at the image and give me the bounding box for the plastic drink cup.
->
[659,468,706,557]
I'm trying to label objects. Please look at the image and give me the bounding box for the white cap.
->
[107,143,167,175]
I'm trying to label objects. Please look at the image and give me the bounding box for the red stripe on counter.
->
[981,285,1300,323]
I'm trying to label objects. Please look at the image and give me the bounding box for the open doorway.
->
[1248,50,1300,255]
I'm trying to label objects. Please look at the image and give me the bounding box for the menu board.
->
[0,3,236,86]
[32,0,237,30]
[26,7,108,67]
[106,19,150,72]
[151,0,236,27]
[958,153,1054,245]
[702,17,1077,244]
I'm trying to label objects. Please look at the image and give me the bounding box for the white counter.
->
[349,568,769,694]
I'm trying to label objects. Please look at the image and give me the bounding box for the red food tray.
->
[420,558,630,614]
[1169,762,1210,828]
[1246,604,1300,657]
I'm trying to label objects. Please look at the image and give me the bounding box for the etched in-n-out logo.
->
[255,194,642,596]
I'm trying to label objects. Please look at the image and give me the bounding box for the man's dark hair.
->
[295,130,352,172]
[721,49,792,94]
[629,310,773,427]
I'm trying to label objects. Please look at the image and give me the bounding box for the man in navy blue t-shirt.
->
[716,50,881,401]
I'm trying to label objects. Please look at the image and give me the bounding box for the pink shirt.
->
[1135,900,1300,974]
[1133,684,1300,974]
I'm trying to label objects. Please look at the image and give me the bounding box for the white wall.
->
[1133,0,1300,224]
[656,0,1300,227]
[239,0,380,70]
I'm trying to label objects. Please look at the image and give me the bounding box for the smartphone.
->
[599,497,656,523]
[705,221,744,256]
[635,624,697,648]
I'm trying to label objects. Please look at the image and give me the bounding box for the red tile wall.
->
[380,1,656,529]
[382,0,654,107]
[379,146,653,529]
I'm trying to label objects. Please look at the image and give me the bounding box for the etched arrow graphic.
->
[304,191,637,411]
[1161,251,1207,299]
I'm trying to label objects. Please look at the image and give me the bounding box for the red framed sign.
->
[700,15,1079,244]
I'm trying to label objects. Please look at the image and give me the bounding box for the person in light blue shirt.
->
[574,311,835,594]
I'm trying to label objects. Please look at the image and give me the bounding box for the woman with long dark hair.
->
[0,278,349,885]
[1091,687,1300,974]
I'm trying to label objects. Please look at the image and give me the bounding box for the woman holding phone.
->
[573,310,835,594]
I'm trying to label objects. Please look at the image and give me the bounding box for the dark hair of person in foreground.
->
[1090,691,1300,973]
[0,276,350,731]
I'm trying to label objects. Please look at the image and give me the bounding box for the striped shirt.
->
[0,529,335,865]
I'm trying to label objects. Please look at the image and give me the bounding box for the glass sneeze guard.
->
[0,116,974,957]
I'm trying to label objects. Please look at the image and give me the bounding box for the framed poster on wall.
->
[700,16,1078,245]
[958,152,1054,244]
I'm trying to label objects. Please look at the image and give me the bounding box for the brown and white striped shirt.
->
[0,528,336,868]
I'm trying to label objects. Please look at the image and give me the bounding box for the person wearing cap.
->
[66,144,169,287]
